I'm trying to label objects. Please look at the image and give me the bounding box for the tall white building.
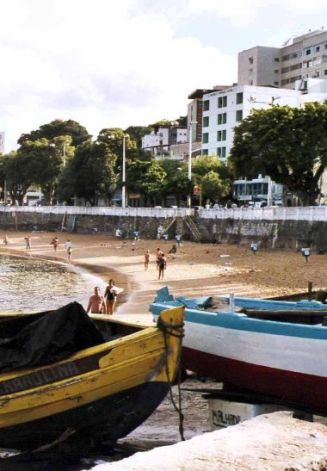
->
[0,133,5,154]
[238,29,327,89]
[201,79,327,159]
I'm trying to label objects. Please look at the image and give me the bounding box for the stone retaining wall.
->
[0,210,326,251]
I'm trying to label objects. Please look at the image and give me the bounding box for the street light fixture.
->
[122,134,129,209]
[188,121,197,208]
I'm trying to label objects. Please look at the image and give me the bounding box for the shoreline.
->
[1,230,327,316]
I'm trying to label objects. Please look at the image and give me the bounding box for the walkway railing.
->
[0,206,193,218]
[1,205,327,221]
[197,206,327,221]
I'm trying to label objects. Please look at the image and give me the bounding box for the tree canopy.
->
[56,140,118,206]
[18,119,90,147]
[192,155,232,203]
[230,103,327,205]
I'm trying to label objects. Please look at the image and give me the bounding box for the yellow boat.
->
[0,302,184,451]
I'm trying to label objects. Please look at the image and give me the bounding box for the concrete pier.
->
[88,412,327,471]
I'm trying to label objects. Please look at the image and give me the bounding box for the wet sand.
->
[1,230,327,316]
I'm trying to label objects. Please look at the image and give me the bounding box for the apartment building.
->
[238,28,327,89]
[201,79,327,159]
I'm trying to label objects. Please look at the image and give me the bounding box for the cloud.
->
[0,0,236,150]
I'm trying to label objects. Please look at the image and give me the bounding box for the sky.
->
[1,0,327,151]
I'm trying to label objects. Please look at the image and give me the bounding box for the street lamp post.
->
[188,121,197,208]
[122,135,128,209]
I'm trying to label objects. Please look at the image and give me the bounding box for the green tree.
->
[126,160,166,205]
[192,155,232,203]
[230,103,327,205]
[58,140,117,206]
[17,137,74,204]
[159,159,191,206]
[124,126,153,148]
[18,119,90,147]
[0,151,35,205]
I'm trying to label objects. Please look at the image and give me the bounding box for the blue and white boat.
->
[150,287,327,412]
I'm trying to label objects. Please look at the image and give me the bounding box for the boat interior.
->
[203,297,327,325]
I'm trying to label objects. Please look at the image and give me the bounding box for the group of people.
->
[86,279,119,314]
[50,236,73,262]
[144,248,168,279]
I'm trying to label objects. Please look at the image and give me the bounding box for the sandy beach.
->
[1,230,327,315]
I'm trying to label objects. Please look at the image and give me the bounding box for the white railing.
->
[197,206,327,221]
[0,205,194,218]
[1,205,327,221]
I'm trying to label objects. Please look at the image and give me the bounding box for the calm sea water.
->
[0,255,105,312]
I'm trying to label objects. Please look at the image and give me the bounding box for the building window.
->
[203,100,210,111]
[305,48,311,55]
[316,46,320,52]
[236,92,243,104]
[248,57,253,64]
[274,81,279,86]
[218,96,227,108]
[236,109,243,122]
[217,113,227,125]
[202,133,209,144]
[217,130,227,141]
[202,149,209,156]
[274,69,279,73]
[203,116,209,127]
[217,147,226,158]
[324,69,327,75]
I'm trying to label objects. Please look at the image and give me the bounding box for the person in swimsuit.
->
[104,279,119,314]
[144,249,150,270]
[158,253,167,280]
[86,286,104,314]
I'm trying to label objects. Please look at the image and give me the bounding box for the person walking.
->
[65,239,72,263]
[86,286,105,314]
[158,253,167,280]
[104,279,119,314]
[144,249,150,270]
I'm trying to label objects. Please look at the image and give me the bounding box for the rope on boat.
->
[158,316,185,441]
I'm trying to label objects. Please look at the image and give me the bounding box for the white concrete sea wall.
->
[87,412,327,471]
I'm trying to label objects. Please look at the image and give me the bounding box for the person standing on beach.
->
[104,279,119,314]
[65,239,72,263]
[51,236,59,251]
[158,253,167,280]
[144,249,150,270]
[86,286,104,314]
[3,234,8,245]
[24,236,31,250]
[156,248,162,270]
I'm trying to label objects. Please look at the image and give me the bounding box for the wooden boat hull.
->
[0,306,184,449]
[151,290,327,412]
[0,381,168,449]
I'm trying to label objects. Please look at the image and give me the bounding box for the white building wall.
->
[201,83,327,160]
[176,128,188,143]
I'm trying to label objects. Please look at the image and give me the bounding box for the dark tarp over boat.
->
[0,302,105,371]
